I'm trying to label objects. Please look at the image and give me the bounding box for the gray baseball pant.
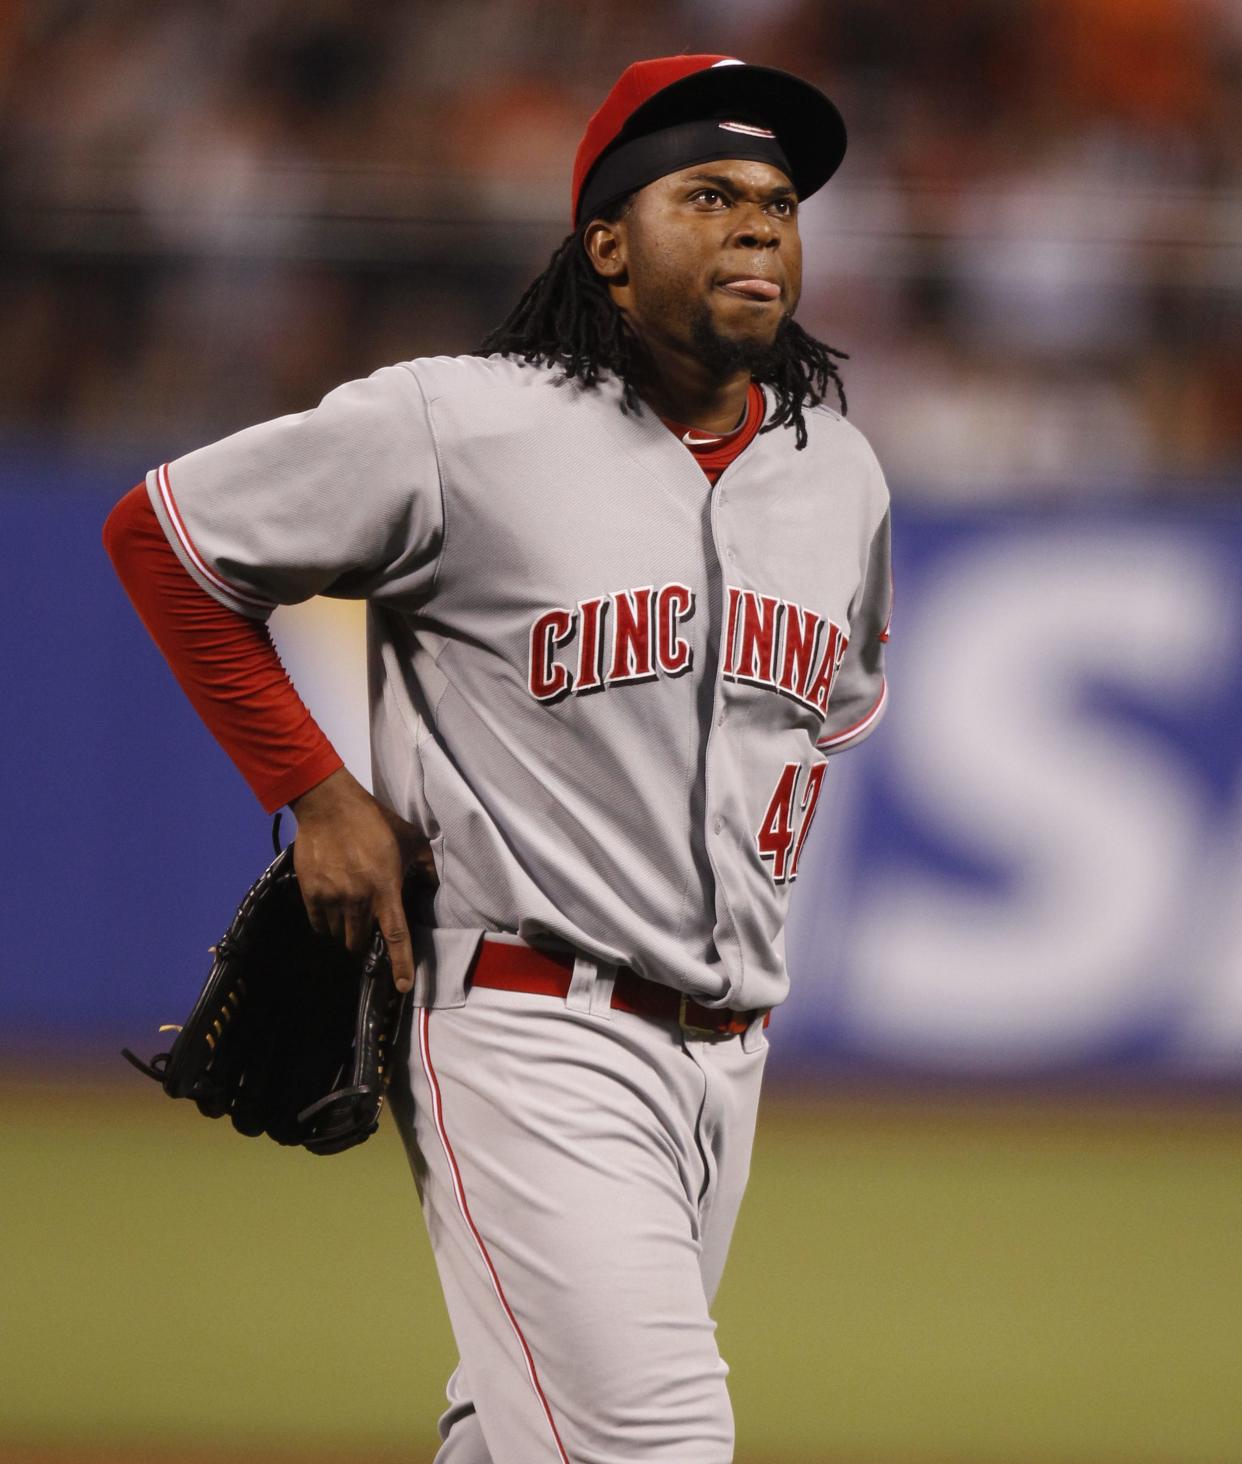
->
[390,963,768,1464]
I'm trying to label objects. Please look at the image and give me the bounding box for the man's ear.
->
[583,218,628,283]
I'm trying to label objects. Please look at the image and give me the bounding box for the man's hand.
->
[289,767,433,993]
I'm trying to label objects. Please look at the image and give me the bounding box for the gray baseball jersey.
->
[147,353,891,1017]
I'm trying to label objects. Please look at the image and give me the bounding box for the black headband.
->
[576,116,794,226]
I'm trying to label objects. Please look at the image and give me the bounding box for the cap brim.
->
[617,62,847,203]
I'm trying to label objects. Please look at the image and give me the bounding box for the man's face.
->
[588,158,803,378]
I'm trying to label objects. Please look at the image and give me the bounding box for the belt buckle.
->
[678,993,720,1038]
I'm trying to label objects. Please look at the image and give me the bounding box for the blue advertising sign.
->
[784,501,1242,1078]
[3,458,1240,1080]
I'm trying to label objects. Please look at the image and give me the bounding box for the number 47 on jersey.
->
[757,760,827,885]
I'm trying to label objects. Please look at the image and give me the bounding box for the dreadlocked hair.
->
[477,207,848,451]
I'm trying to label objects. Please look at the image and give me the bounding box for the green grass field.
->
[2,1076,1240,1463]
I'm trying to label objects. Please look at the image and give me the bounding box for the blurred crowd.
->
[1,0,1239,495]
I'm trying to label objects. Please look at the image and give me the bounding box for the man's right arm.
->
[103,486,421,990]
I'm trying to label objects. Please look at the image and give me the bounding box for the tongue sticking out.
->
[719,279,781,301]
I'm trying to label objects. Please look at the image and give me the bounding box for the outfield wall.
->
[3,449,1239,1080]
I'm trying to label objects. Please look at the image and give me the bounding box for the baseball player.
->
[105,55,890,1463]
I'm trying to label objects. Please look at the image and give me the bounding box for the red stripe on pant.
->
[416,1006,571,1463]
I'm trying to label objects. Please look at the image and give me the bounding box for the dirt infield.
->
[7,1060,1242,1132]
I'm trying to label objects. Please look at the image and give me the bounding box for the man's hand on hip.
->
[289,766,432,992]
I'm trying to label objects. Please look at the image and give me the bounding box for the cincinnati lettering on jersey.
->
[722,586,848,714]
[528,583,695,703]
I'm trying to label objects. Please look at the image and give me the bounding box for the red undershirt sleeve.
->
[103,484,344,813]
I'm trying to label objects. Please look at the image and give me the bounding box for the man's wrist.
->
[288,764,358,820]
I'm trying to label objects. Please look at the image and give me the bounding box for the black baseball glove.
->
[123,838,431,1156]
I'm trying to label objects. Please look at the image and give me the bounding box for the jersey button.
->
[713,817,724,834]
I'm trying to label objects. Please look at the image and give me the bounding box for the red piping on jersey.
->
[154,462,274,613]
[103,484,342,812]
[416,1007,572,1464]
[816,679,888,750]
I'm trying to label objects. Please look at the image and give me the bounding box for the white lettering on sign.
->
[840,529,1233,1063]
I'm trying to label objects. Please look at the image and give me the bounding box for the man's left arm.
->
[816,506,892,755]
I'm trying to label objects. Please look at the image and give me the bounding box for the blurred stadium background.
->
[2,1,1240,1461]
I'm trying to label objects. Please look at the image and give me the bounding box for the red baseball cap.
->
[571,55,847,226]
